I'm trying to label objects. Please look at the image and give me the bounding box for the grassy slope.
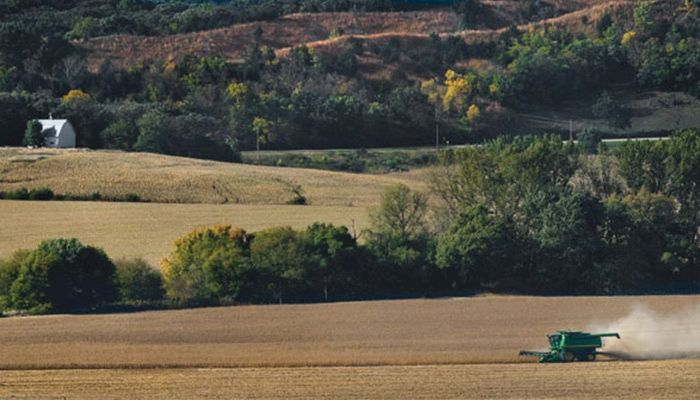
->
[79,1,622,72]
[0,295,696,368]
[81,11,461,71]
[0,148,426,205]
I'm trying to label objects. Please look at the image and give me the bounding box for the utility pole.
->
[569,119,573,142]
[435,105,440,151]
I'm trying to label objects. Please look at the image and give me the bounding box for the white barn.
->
[38,119,76,148]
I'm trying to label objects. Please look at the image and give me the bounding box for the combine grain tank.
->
[519,331,620,362]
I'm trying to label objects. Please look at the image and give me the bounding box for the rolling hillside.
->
[80,1,632,74]
[0,148,426,205]
[0,148,427,264]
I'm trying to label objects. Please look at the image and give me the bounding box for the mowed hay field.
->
[1,296,700,398]
[0,148,425,205]
[0,200,369,266]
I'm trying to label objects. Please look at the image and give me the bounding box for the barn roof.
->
[38,119,70,138]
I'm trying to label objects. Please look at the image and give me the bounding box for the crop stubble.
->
[1,296,698,368]
[1,296,699,398]
[0,295,699,398]
[0,361,698,400]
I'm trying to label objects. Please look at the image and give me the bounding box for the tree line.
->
[3,131,700,314]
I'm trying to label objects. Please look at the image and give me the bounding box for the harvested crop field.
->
[2,295,699,368]
[0,200,369,266]
[1,296,700,398]
[1,360,698,399]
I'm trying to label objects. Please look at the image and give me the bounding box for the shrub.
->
[286,185,307,205]
[115,258,164,302]
[28,187,54,200]
[4,187,29,200]
[8,238,117,312]
[124,193,141,202]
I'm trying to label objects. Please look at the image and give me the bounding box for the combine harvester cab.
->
[520,331,620,362]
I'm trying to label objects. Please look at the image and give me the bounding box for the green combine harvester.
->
[519,331,621,362]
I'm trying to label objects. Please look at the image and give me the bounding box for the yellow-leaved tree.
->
[466,104,481,124]
[621,31,637,46]
[161,224,251,304]
[226,81,249,101]
[442,69,477,112]
[61,89,90,103]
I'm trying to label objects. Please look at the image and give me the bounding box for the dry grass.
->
[1,360,699,399]
[79,1,634,73]
[0,200,369,266]
[81,11,459,71]
[0,295,698,369]
[0,148,425,205]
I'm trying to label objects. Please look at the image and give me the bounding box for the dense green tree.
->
[433,135,578,217]
[302,223,360,300]
[134,108,168,153]
[0,250,30,310]
[8,239,116,312]
[22,119,43,147]
[101,119,139,150]
[250,226,306,302]
[436,205,517,289]
[520,189,604,293]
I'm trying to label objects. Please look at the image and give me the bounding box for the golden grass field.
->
[0,148,424,205]
[0,200,369,266]
[0,148,430,265]
[0,295,699,398]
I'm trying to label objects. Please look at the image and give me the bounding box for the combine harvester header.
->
[520,331,621,362]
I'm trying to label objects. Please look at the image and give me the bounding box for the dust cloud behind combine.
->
[590,303,700,360]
